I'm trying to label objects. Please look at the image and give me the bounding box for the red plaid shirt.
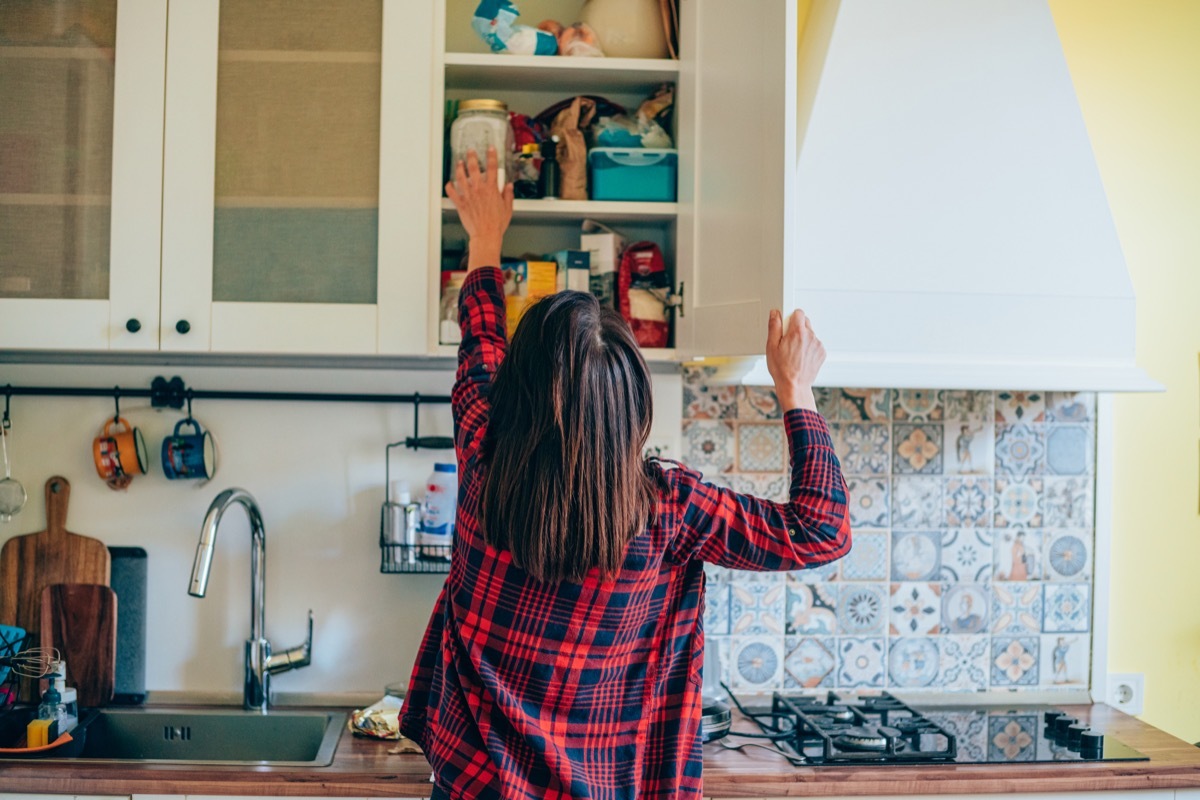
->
[400,267,852,799]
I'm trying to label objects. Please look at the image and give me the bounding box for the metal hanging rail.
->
[1,376,454,450]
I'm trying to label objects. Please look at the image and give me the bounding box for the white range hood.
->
[739,0,1158,391]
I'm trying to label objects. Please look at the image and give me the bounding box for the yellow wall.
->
[1049,0,1200,742]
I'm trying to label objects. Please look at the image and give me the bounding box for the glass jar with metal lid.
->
[450,99,514,189]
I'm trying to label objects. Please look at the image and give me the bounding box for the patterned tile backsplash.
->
[682,370,1096,694]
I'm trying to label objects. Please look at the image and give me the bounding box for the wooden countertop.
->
[0,704,1197,797]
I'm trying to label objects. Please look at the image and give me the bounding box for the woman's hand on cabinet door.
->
[766,308,825,413]
[446,146,514,272]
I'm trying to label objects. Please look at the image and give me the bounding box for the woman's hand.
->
[765,309,825,412]
[446,146,514,271]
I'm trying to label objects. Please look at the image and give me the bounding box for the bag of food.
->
[617,241,671,348]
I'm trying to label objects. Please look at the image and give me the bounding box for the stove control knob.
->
[1079,731,1104,759]
[1066,724,1090,749]
[1044,710,1066,725]
[1052,715,1078,739]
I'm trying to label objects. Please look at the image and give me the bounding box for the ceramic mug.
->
[93,417,148,482]
[161,418,216,480]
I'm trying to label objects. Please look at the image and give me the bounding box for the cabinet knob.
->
[125,318,141,333]
[175,320,191,335]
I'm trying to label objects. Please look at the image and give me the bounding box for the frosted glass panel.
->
[212,0,382,304]
[0,0,116,299]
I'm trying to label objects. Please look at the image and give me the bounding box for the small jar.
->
[450,99,514,189]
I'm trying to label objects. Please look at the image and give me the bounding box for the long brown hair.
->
[480,290,657,582]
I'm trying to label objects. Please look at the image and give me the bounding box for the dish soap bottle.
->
[37,681,67,739]
[419,463,458,561]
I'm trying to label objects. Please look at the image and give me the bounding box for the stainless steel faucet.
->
[188,488,313,712]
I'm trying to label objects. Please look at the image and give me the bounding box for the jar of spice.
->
[450,99,514,189]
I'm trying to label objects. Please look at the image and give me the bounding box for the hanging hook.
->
[113,386,121,423]
[2,385,11,430]
[185,388,194,421]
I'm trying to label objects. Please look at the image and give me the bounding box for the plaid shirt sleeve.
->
[451,266,507,471]
[667,409,852,570]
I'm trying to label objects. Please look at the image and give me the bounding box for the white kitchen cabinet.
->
[0,0,166,351]
[160,0,432,355]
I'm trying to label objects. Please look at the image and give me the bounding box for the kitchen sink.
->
[65,707,345,766]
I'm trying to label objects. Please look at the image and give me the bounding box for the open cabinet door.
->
[675,0,797,359]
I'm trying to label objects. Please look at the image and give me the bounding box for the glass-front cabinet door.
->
[161,0,433,355]
[0,0,166,350]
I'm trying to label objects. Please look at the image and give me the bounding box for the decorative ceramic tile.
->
[890,582,942,636]
[1039,633,1089,686]
[1045,425,1091,475]
[944,477,992,527]
[731,473,790,503]
[991,582,1043,634]
[892,477,944,528]
[993,528,1043,581]
[845,477,889,528]
[837,583,888,636]
[841,530,888,581]
[939,635,989,689]
[944,391,994,423]
[704,563,732,584]
[730,635,785,691]
[1044,530,1092,582]
[785,578,838,635]
[738,386,782,420]
[791,561,840,582]
[1043,583,1090,633]
[833,637,884,688]
[891,531,941,581]
[939,529,993,583]
[991,637,1040,686]
[1045,392,1095,423]
[682,366,738,419]
[893,423,944,474]
[819,388,892,422]
[995,424,1047,476]
[737,423,787,472]
[704,472,735,490]
[928,711,988,761]
[942,583,989,634]
[894,389,945,422]
[944,422,994,476]
[833,423,891,474]
[704,582,731,636]
[729,574,786,635]
[994,477,1044,528]
[784,635,836,689]
[888,637,940,687]
[994,392,1046,423]
[682,420,736,474]
[988,714,1037,760]
[1043,476,1094,528]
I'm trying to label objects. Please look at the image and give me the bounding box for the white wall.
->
[0,361,681,698]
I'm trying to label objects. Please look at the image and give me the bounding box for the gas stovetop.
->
[723,690,1149,766]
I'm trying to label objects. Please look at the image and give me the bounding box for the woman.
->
[400,148,852,799]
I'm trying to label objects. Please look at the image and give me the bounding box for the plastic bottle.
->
[419,463,458,561]
[37,679,68,738]
[398,483,421,565]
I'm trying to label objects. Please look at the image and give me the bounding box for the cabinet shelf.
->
[441,198,677,223]
[443,52,679,92]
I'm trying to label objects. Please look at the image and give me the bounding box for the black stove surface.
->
[731,691,1149,765]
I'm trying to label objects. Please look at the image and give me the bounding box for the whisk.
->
[0,646,61,679]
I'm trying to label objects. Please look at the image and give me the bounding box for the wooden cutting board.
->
[0,476,110,699]
[41,583,117,708]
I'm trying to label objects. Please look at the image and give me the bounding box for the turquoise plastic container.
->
[588,148,678,202]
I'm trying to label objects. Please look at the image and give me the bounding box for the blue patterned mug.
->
[161,419,216,480]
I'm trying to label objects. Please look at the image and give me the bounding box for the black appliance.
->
[721,690,1149,766]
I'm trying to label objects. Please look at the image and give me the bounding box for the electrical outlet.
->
[1106,673,1144,715]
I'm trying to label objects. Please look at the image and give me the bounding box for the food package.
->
[502,260,557,339]
[547,249,590,292]
[592,84,675,149]
[349,692,403,740]
[472,0,558,55]
[538,20,604,57]
[547,97,597,200]
[581,220,626,308]
[617,241,671,347]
